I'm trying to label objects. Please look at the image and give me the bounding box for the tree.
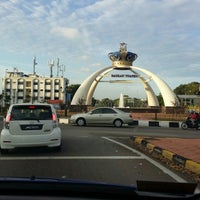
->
[174,82,199,95]
[91,97,97,106]
[157,93,164,106]
[97,98,113,107]
[67,84,80,100]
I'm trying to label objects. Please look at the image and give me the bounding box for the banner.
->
[111,74,138,78]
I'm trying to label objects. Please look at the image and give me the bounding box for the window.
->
[45,81,51,85]
[102,108,117,114]
[26,81,31,87]
[91,108,102,114]
[11,105,52,120]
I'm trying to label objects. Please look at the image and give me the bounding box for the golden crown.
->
[108,43,137,69]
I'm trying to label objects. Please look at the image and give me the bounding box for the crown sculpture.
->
[108,43,138,69]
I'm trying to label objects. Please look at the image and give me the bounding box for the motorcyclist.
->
[188,111,199,126]
[181,111,200,129]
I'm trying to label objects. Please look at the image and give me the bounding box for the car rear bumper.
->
[0,128,61,149]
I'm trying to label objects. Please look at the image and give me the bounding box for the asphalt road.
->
[0,123,198,186]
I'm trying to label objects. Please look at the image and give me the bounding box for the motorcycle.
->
[181,117,200,130]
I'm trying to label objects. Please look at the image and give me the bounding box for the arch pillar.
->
[131,66,179,106]
[130,68,159,106]
[71,67,113,105]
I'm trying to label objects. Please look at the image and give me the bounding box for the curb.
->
[130,136,200,175]
[60,118,181,128]
[132,120,181,128]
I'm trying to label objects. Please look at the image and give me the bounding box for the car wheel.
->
[76,118,86,126]
[181,122,188,130]
[114,119,123,127]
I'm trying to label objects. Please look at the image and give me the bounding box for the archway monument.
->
[71,43,180,107]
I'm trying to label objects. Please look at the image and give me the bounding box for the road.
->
[0,123,198,186]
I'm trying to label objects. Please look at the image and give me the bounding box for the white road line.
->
[0,156,144,161]
[102,136,187,183]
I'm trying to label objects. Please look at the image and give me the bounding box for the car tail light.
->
[5,114,11,129]
[52,113,57,128]
[52,113,57,121]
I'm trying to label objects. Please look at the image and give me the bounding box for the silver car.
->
[0,103,61,153]
[70,107,133,127]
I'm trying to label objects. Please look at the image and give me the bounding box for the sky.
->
[0,0,200,100]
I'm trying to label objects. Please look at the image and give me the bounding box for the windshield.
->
[0,0,200,196]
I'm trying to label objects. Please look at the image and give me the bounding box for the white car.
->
[70,107,133,127]
[0,103,61,153]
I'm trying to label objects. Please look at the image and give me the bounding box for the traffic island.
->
[130,136,200,183]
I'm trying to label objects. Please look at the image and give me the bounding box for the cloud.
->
[91,63,103,68]
[80,67,91,73]
[51,26,80,39]
[0,0,200,99]
[80,55,89,61]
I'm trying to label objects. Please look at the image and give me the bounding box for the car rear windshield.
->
[10,105,52,120]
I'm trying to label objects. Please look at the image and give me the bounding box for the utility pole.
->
[57,58,60,77]
[33,56,37,75]
[48,59,54,78]
[60,65,65,78]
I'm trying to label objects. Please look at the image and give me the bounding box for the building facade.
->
[178,95,200,106]
[2,70,68,106]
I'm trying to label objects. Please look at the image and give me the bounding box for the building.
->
[178,95,200,106]
[2,69,69,106]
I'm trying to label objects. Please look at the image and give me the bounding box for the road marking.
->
[0,156,144,160]
[102,136,187,183]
